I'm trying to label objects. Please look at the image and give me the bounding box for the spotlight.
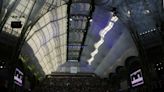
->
[89,19,93,22]
[158,68,161,70]
[69,18,73,21]
[127,11,131,15]
[151,29,153,32]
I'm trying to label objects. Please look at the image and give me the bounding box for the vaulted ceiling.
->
[0,0,163,78]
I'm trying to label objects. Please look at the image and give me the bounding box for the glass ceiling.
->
[1,0,163,79]
[1,0,68,75]
[25,4,67,75]
[0,0,94,76]
[67,0,94,62]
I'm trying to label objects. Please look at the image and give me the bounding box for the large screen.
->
[130,69,144,87]
[14,68,23,86]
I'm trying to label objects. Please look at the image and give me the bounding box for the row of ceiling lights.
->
[69,18,92,22]
[155,67,163,71]
[139,28,157,35]
[0,60,6,69]
[156,63,162,66]
[155,62,163,71]
[126,9,150,17]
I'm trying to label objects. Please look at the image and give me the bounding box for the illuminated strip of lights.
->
[88,16,118,65]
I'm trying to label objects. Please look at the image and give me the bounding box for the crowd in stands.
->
[33,73,111,92]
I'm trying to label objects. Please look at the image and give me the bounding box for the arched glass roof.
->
[0,0,94,76]
[24,4,67,75]
[1,0,156,78]
[1,0,68,75]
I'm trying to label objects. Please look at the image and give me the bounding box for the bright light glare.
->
[88,16,118,65]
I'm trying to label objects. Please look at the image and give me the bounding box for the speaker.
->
[11,21,22,28]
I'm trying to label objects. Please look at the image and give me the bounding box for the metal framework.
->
[67,0,94,62]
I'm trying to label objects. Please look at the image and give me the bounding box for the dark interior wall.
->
[0,32,18,60]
